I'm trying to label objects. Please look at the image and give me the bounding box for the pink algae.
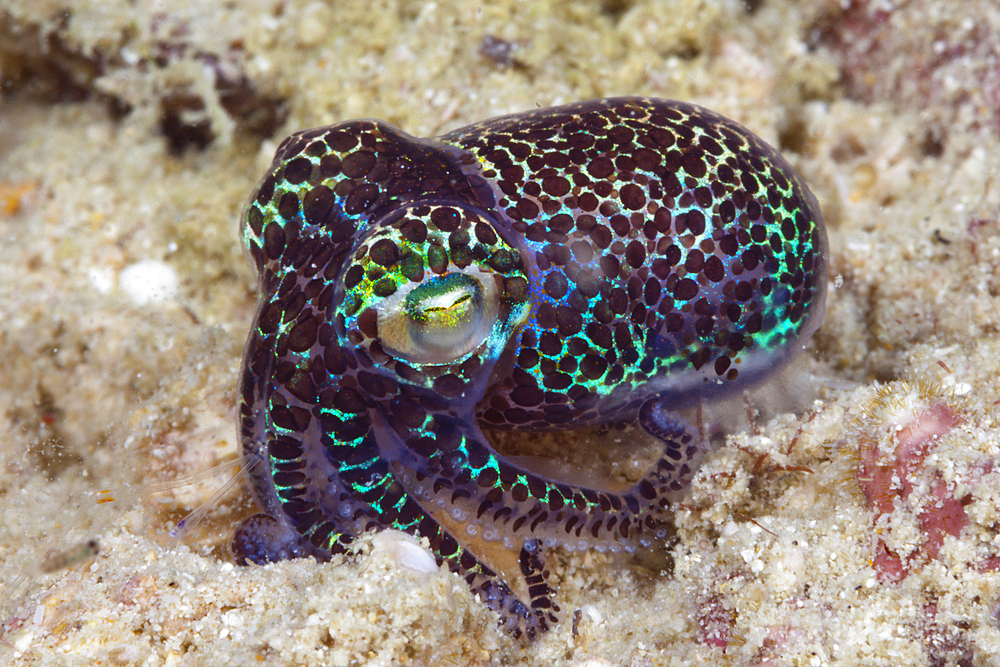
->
[854,385,980,582]
[697,594,734,649]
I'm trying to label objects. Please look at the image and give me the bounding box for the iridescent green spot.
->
[400,251,424,282]
[488,248,515,272]
[427,245,448,273]
[451,245,473,268]
[449,229,471,248]
[343,294,363,316]
[373,278,398,297]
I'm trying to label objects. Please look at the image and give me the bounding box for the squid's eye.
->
[376,269,500,364]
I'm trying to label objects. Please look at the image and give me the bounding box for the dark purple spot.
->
[341,151,376,178]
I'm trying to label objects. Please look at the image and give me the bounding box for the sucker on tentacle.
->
[232,97,828,640]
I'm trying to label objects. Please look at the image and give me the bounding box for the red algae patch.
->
[851,380,997,582]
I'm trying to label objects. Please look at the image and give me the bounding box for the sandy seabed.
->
[2,1,1000,665]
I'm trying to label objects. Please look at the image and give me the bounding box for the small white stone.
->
[119,260,179,305]
[573,659,617,667]
[88,267,115,294]
[119,46,140,65]
[14,631,33,652]
[580,604,603,624]
[222,609,243,628]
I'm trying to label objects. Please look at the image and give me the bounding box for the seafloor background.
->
[2,1,1000,665]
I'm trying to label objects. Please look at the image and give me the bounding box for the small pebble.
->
[119,259,179,305]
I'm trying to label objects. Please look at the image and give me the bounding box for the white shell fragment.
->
[371,530,439,575]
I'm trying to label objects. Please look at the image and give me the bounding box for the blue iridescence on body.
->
[232,97,828,639]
